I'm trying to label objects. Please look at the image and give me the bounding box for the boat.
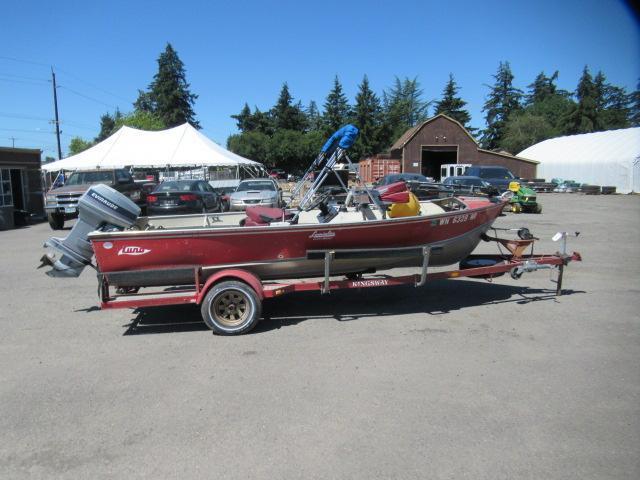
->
[39,125,575,335]
[87,193,505,288]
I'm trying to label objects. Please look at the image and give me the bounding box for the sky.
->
[1,0,638,160]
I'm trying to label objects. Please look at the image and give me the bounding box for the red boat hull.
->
[90,200,505,287]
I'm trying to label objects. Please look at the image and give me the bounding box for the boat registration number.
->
[438,212,478,225]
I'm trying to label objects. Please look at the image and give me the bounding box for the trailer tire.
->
[47,212,65,230]
[200,281,262,335]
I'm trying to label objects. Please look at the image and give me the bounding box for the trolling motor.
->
[39,184,140,277]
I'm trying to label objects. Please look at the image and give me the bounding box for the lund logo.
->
[309,230,335,240]
[117,246,151,256]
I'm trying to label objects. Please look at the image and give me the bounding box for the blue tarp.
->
[321,124,359,154]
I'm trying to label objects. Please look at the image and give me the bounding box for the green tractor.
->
[508,181,542,214]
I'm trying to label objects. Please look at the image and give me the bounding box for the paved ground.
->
[0,193,638,479]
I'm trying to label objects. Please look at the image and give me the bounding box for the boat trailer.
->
[97,230,581,335]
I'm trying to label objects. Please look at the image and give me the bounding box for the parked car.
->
[442,176,490,188]
[463,166,517,191]
[375,173,435,186]
[229,178,282,211]
[269,169,287,180]
[45,168,145,230]
[147,180,221,215]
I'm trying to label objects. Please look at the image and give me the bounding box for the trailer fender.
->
[197,269,264,304]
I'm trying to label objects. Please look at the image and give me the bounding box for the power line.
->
[0,72,49,82]
[0,55,134,105]
[0,77,49,86]
[0,111,51,121]
[0,55,49,67]
[58,85,119,109]
[56,67,133,104]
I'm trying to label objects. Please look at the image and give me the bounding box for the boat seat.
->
[243,206,295,226]
[419,202,445,216]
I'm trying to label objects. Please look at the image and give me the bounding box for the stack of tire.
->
[581,185,601,195]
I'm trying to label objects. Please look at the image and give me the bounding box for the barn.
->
[389,114,538,180]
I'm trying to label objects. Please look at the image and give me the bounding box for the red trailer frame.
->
[97,232,581,335]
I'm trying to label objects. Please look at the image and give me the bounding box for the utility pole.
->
[10,136,16,148]
[51,67,62,160]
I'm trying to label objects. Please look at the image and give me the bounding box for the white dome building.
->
[518,128,640,193]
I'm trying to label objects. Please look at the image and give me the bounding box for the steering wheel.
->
[304,191,332,212]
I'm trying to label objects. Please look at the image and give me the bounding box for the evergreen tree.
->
[135,43,200,128]
[271,83,307,131]
[481,61,523,149]
[323,76,351,134]
[526,71,561,105]
[383,76,430,142]
[565,66,599,134]
[352,75,383,159]
[306,101,323,131]
[594,71,630,129]
[629,80,640,127]
[231,103,253,132]
[95,112,116,142]
[433,73,472,129]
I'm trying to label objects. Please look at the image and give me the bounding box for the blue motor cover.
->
[320,124,359,154]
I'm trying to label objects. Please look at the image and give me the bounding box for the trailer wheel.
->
[200,281,262,335]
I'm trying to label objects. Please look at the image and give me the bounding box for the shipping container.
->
[359,158,401,184]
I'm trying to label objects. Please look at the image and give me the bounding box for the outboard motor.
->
[40,184,140,277]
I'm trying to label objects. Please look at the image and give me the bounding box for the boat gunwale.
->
[88,199,506,241]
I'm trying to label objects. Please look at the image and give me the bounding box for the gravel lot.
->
[1,193,638,479]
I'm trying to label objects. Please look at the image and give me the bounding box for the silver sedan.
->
[229,179,282,211]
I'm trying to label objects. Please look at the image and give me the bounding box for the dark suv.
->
[464,166,516,191]
[45,169,145,229]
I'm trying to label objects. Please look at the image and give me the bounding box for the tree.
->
[231,103,253,132]
[629,80,640,127]
[526,71,562,105]
[383,76,430,142]
[594,71,630,130]
[113,110,166,131]
[227,130,270,164]
[94,109,122,142]
[135,43,200,128]
[323,76,351,134]
[272,83,307,131]
[352,75,384,159]
[306,101,323,131]
[501,112,556,154]
[68,137,94,155]
[433,74,472,130]
[481,61,523,149]
[565,66,599,134]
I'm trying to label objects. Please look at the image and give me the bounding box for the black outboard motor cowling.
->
[41,184,140,277]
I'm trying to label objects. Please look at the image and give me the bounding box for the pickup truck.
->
[45,169,145,230]
[464,165,517,192]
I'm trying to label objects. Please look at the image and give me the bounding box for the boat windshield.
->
[236,181,275,192]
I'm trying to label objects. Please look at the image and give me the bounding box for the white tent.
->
[42,123,263,172]
[518,128,640,193]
